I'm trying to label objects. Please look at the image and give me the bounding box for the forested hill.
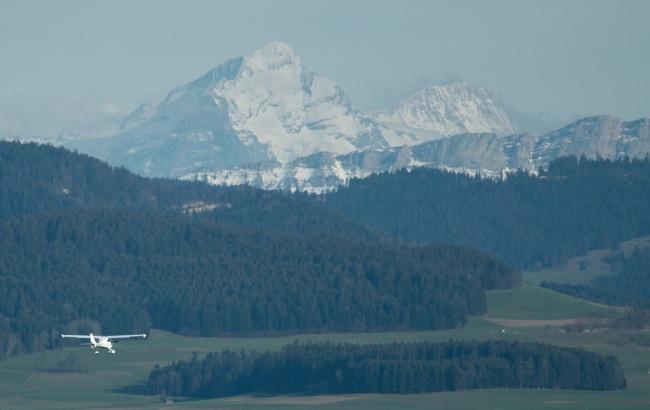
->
[0,141,382,243]
[7,141,649,270]
[0,141,524,363]
[0,210,519,361]
[325,156,650,268]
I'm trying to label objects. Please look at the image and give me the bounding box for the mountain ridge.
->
[186,116,649,192]
[54,42,523,183]
[5,42,648,192]
[372,81,518,140]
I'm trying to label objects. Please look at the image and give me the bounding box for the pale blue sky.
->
[0,0,648,136]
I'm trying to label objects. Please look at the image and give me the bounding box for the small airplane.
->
[61,333,147,354]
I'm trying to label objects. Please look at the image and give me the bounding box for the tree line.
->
[0,140,382,243]
[7,141,650,271]
[324,155,650,268]
[147,340,626,397]
[0,210,519,361]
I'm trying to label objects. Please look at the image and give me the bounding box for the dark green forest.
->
[0,141,383,243]
[325,155,650,268]
[2,138,648,397]
[147,340,626,397]
[542,247,650,308]
[0,141,523,362]
[6,141,650,271]
[0,210,518,361]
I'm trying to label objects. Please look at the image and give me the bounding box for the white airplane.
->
[61,333,147,354]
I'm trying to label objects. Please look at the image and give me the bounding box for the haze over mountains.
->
[10,42,649,192]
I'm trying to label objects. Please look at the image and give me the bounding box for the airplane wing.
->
[106,334,147,341]
[61,334,91,339]
[61,334,146,341]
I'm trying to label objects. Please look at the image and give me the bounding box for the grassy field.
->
[524,235,650,286]
[1,285,649,409]
[485,284,615,320]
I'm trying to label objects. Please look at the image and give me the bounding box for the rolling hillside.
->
[325,156,650,268]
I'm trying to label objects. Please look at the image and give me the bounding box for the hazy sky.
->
[1,0,648,137]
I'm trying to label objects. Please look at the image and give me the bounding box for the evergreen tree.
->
[147,341,627,397]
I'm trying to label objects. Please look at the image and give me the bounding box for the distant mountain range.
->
[8,42,649,192]
[186,115,649,192]
[372,81,518,139]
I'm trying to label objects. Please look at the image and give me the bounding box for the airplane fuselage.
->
[90,333,115,354]
[61,332,146,354]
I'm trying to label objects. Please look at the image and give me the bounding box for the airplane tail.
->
[89,333,97,347]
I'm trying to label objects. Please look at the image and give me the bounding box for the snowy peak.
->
[207,42,384,162]
[64,42,648,192]
[186,115,650,193]
[62,42,386,176]
[247,41,300,70]
[373,82,518,141]
[532,115,650,165]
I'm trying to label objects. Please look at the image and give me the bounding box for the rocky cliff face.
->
[532,116,650,165]
[51,43,648,192]
[65,42,386,177]
[186,117,649,193]
[60,43,523,180]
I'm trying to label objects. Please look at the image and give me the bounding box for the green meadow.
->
[2,285,650,410]
[485,284,614,320]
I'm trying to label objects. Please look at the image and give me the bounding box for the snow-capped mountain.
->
[52,42,648,193]
[61,42,522,179]
[532,115,650,165]
[65,42,386,177]
[185,116,649,193]
[185,133,537,193]
[372,82,518,146]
